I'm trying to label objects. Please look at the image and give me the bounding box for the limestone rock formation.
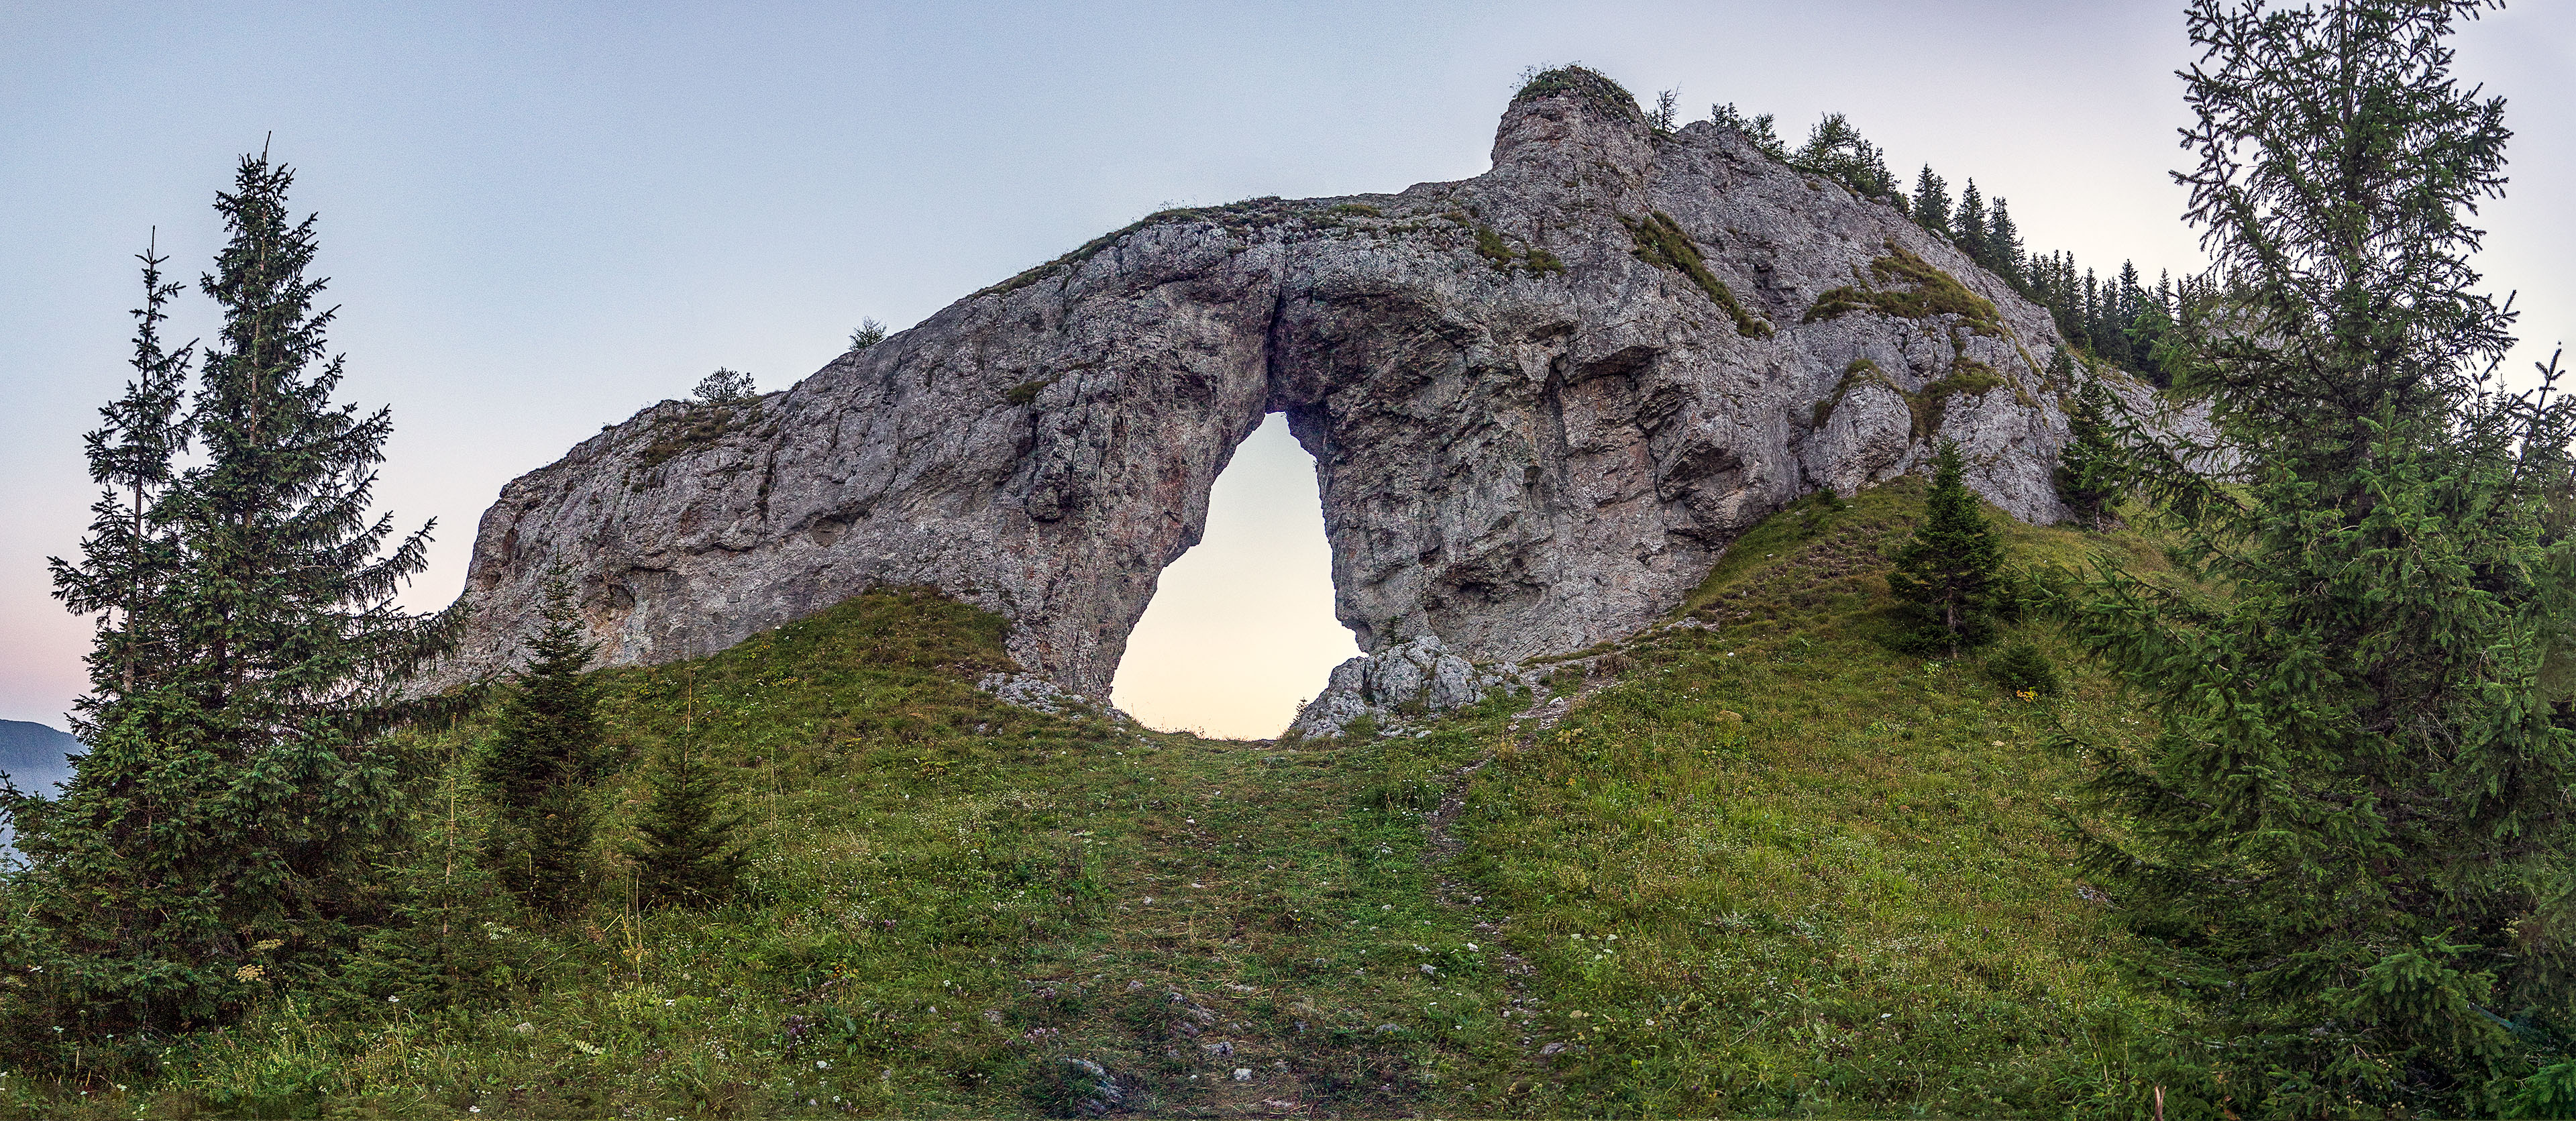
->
[426,68,2129,705]
[1287,636,1540,740]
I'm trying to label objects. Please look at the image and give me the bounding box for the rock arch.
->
[428,78,2094,700]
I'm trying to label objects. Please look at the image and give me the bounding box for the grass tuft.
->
[1623,212,1773,338]
[1804,242,2003,336]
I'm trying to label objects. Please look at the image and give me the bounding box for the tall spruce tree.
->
[1954,180,1990,263]
[7,150,454,1046]
[48,234,195,724]
[2063,1,2576,1112]
[1887,439,2006,655]
[1983,197,2022,284]
[481,577,605,915]
[1910,164,1953,239]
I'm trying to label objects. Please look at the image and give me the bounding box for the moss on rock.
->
[1623,211,1772,338]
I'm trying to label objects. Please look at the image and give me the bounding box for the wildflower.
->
[816,1060,831,1069]
[235,965,264,981]
[251,939,283,952]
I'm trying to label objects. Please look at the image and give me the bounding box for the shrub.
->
[694,367,756,403]
[1985,642,2060,696]
[1511,65,1640,118]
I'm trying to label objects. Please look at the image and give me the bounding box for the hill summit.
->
[428,68,2125,701]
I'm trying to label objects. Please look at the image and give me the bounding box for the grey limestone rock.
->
[423,72,2133,704]
[1287,635,1536,739]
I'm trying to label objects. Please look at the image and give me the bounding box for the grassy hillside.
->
[5,481,2208,1118]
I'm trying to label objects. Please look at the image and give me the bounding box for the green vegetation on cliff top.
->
[11,482,2206,1118]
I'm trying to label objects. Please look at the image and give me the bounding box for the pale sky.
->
[4,2,2569,739]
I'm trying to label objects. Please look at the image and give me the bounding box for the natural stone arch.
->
[427,76,2117,700]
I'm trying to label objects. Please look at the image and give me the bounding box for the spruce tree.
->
[481,577,604,915]
[345,750,528,1008]
[1887,439,2005,655]
[7,150,454,1045]
[2063,1,2576,1111]
[627,690,744,910]
[1954,180,1989,264]
[2052,372,2124,528]
[46,234,195,720]
[1983,198,2022,285]
[1910,164,1952,239]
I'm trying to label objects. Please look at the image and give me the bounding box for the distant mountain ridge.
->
[0,720,80,795]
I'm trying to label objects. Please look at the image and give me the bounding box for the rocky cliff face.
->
[426,70,2130,702]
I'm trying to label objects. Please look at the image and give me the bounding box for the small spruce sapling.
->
[1985,641,2060,696]
[628,689,745,910]
[346,755,529,1008]
[1887,439,2005,655]
[847,318,887,352]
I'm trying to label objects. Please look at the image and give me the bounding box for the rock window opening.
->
[1110,413,1358,739]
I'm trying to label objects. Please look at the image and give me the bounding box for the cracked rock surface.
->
[425,78,2141,699]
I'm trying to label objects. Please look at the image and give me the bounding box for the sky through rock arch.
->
[1111,414,1357,740]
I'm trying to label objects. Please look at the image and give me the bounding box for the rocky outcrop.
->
[425,69,2121,703]
[1287,637,1540,739]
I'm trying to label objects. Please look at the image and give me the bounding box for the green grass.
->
[1623,211,1774,339]
[5,488,2211,1118]
[1802,243,2004,337]
[1510,66,1642,119]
